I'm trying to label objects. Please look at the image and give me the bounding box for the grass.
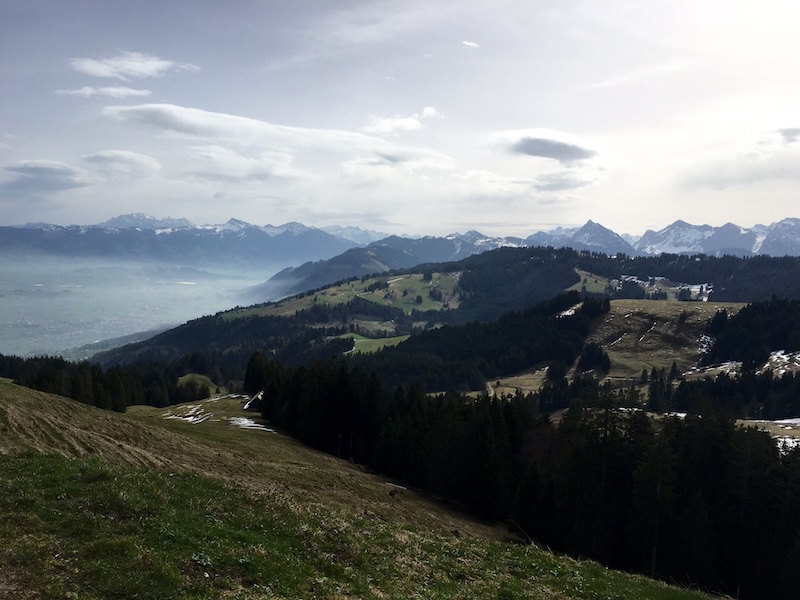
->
[0,453,715,600]
[178,373,222,391]
[227,272,461,320]
[586,299,745,385]
[567,270,610,294]
[343,333,410,354]
[0,382,720,599]
[482,299,748,398]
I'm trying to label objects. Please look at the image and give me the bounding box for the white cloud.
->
[322,3,447,46]
[56,86,152,98]
[343,147,456,175]
[103,103,383,152]
[685,147,800,189]
[69,51,199,80]
[185,145,304,182]
[362,115,423,135]
[462,40,480,48]
[361,106,441,135]
[83,150,161,177]
[533,171,595,192]
[676,126,800,190]
[586,61,689,90]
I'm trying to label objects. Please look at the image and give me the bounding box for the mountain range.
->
[246,218,800,301]
[2,214,359,271]
[7,214,800,298]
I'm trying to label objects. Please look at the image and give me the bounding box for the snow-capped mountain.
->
[99,213,195,230]
[1,216,357,269]
[757,218,800,256]
[701,223,758,256]
[9,214,800,272]
[631,218,800,256]
[634,220,716,255]
[524,220,638,256]
[569,220,638,254]
[447,230,523,250]
[321,225,389,245]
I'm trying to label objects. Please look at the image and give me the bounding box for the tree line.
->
[351,292,608,390]
[0,353,218,411]
[243,351,799,599]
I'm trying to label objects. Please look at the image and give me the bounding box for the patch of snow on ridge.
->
[163,404,212,424]
[699,334,714,354]
[609,333,626,347]
[775,437,800,450]
[558,302,582,317]
[757,350,800,376]
[228,417,275,433]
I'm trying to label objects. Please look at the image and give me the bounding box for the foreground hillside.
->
[0,381,715,600]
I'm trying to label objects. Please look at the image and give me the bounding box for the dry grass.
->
[487,300,745,397]
[566,269,610,294]
[0,381,505,541]
[0,381,722,599]
[588,299,745,385]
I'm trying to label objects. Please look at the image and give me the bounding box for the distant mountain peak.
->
[320,225,389,245]
[99,213,194,230]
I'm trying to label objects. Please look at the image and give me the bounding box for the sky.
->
[2,0,800,237]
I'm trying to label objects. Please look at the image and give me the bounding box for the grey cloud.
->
[374,152,407,164]
[0,160,90,198]
[511,137,596,163]
[779,128,800,144]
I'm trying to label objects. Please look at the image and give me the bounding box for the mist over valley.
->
[0,256,269,357]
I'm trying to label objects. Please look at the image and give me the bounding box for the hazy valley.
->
[0,256,268,357]
[8,213,800,357]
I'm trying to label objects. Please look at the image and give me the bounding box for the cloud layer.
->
[69,51,199,80]
[56,86,152,99]
[0,160,90,198]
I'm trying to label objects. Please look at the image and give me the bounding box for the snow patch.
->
[227,417,275,433]
[609,333,627,347]
[163,404,212,424]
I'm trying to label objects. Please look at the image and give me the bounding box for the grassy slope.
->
[343,332,410,354]
[0,381,717,600]
[588,299,745,383]
[491,299,746,397]
[228,272,460,319]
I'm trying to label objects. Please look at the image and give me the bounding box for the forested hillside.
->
[242,351,800,599]
[7,248,800,598]
[86,248,800,372]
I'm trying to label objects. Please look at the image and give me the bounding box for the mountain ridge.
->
[12,213,800,258]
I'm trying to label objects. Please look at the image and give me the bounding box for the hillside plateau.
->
[0,381,715,600]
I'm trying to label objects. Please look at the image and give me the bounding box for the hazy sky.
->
[2,1,800,236]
